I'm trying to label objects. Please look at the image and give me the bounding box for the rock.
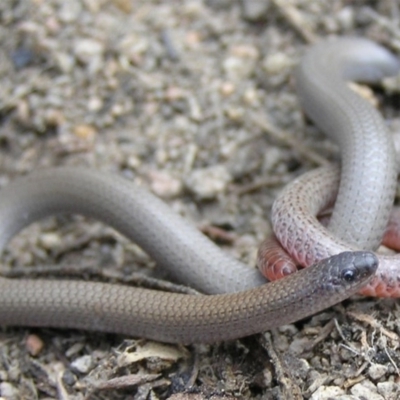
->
[73,39,104,64]
[240,0,269,21]
[350,380,383,400]
[70,355,93,374]
[368,363,387,380]
[185,165,231,199]
[0,382,19,399]
[377,382,400,398]
[310,386,346,400]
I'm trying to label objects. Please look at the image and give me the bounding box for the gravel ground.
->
[1,0,400,399]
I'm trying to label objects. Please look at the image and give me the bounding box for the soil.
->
[0,0,400,399]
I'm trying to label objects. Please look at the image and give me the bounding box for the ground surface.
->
[1,0,400,399]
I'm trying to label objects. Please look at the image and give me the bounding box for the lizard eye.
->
[341,267,357,283]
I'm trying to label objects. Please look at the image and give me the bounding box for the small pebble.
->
[223,46,258,80]
[309,386,345,400]
[262,52,292,75]
[73,124,97,140]
[227,142,262,178]
[336,6,355,30]
[288,337,310,355]
[0,382,19,399]
[351,380,383,400]
[240,0,269,21]
[262,146,283,173]
[148,170,183,198]
[70,355,93,374]
[39,232,62,250]
[25,334,44,356]
[377,382,400,398]
[73,39,104,64]
[62,369,77,386]
[65,342,85,358]
[58,0,82,22]
[243,87,259,106]
[219,82,235,97]
[368,363,387,380]
[87,97,103,112]
[307,370,328,393]
[112,0,132,13]
[185,165,231,199]
[11,48,34,69]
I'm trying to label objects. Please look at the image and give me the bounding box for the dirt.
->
[0,0,400,399]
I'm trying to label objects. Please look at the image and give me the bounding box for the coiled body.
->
[260,38,400,296]
[295,38,399,249]
[271,167,400,297]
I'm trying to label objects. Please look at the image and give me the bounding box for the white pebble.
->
[0,382,19,399]
[351,380,383,400]
[368,363,387,380]
[310,386,345,400]
[74,39,104,64]
[185,165,231,199]
[70,355,93,374]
